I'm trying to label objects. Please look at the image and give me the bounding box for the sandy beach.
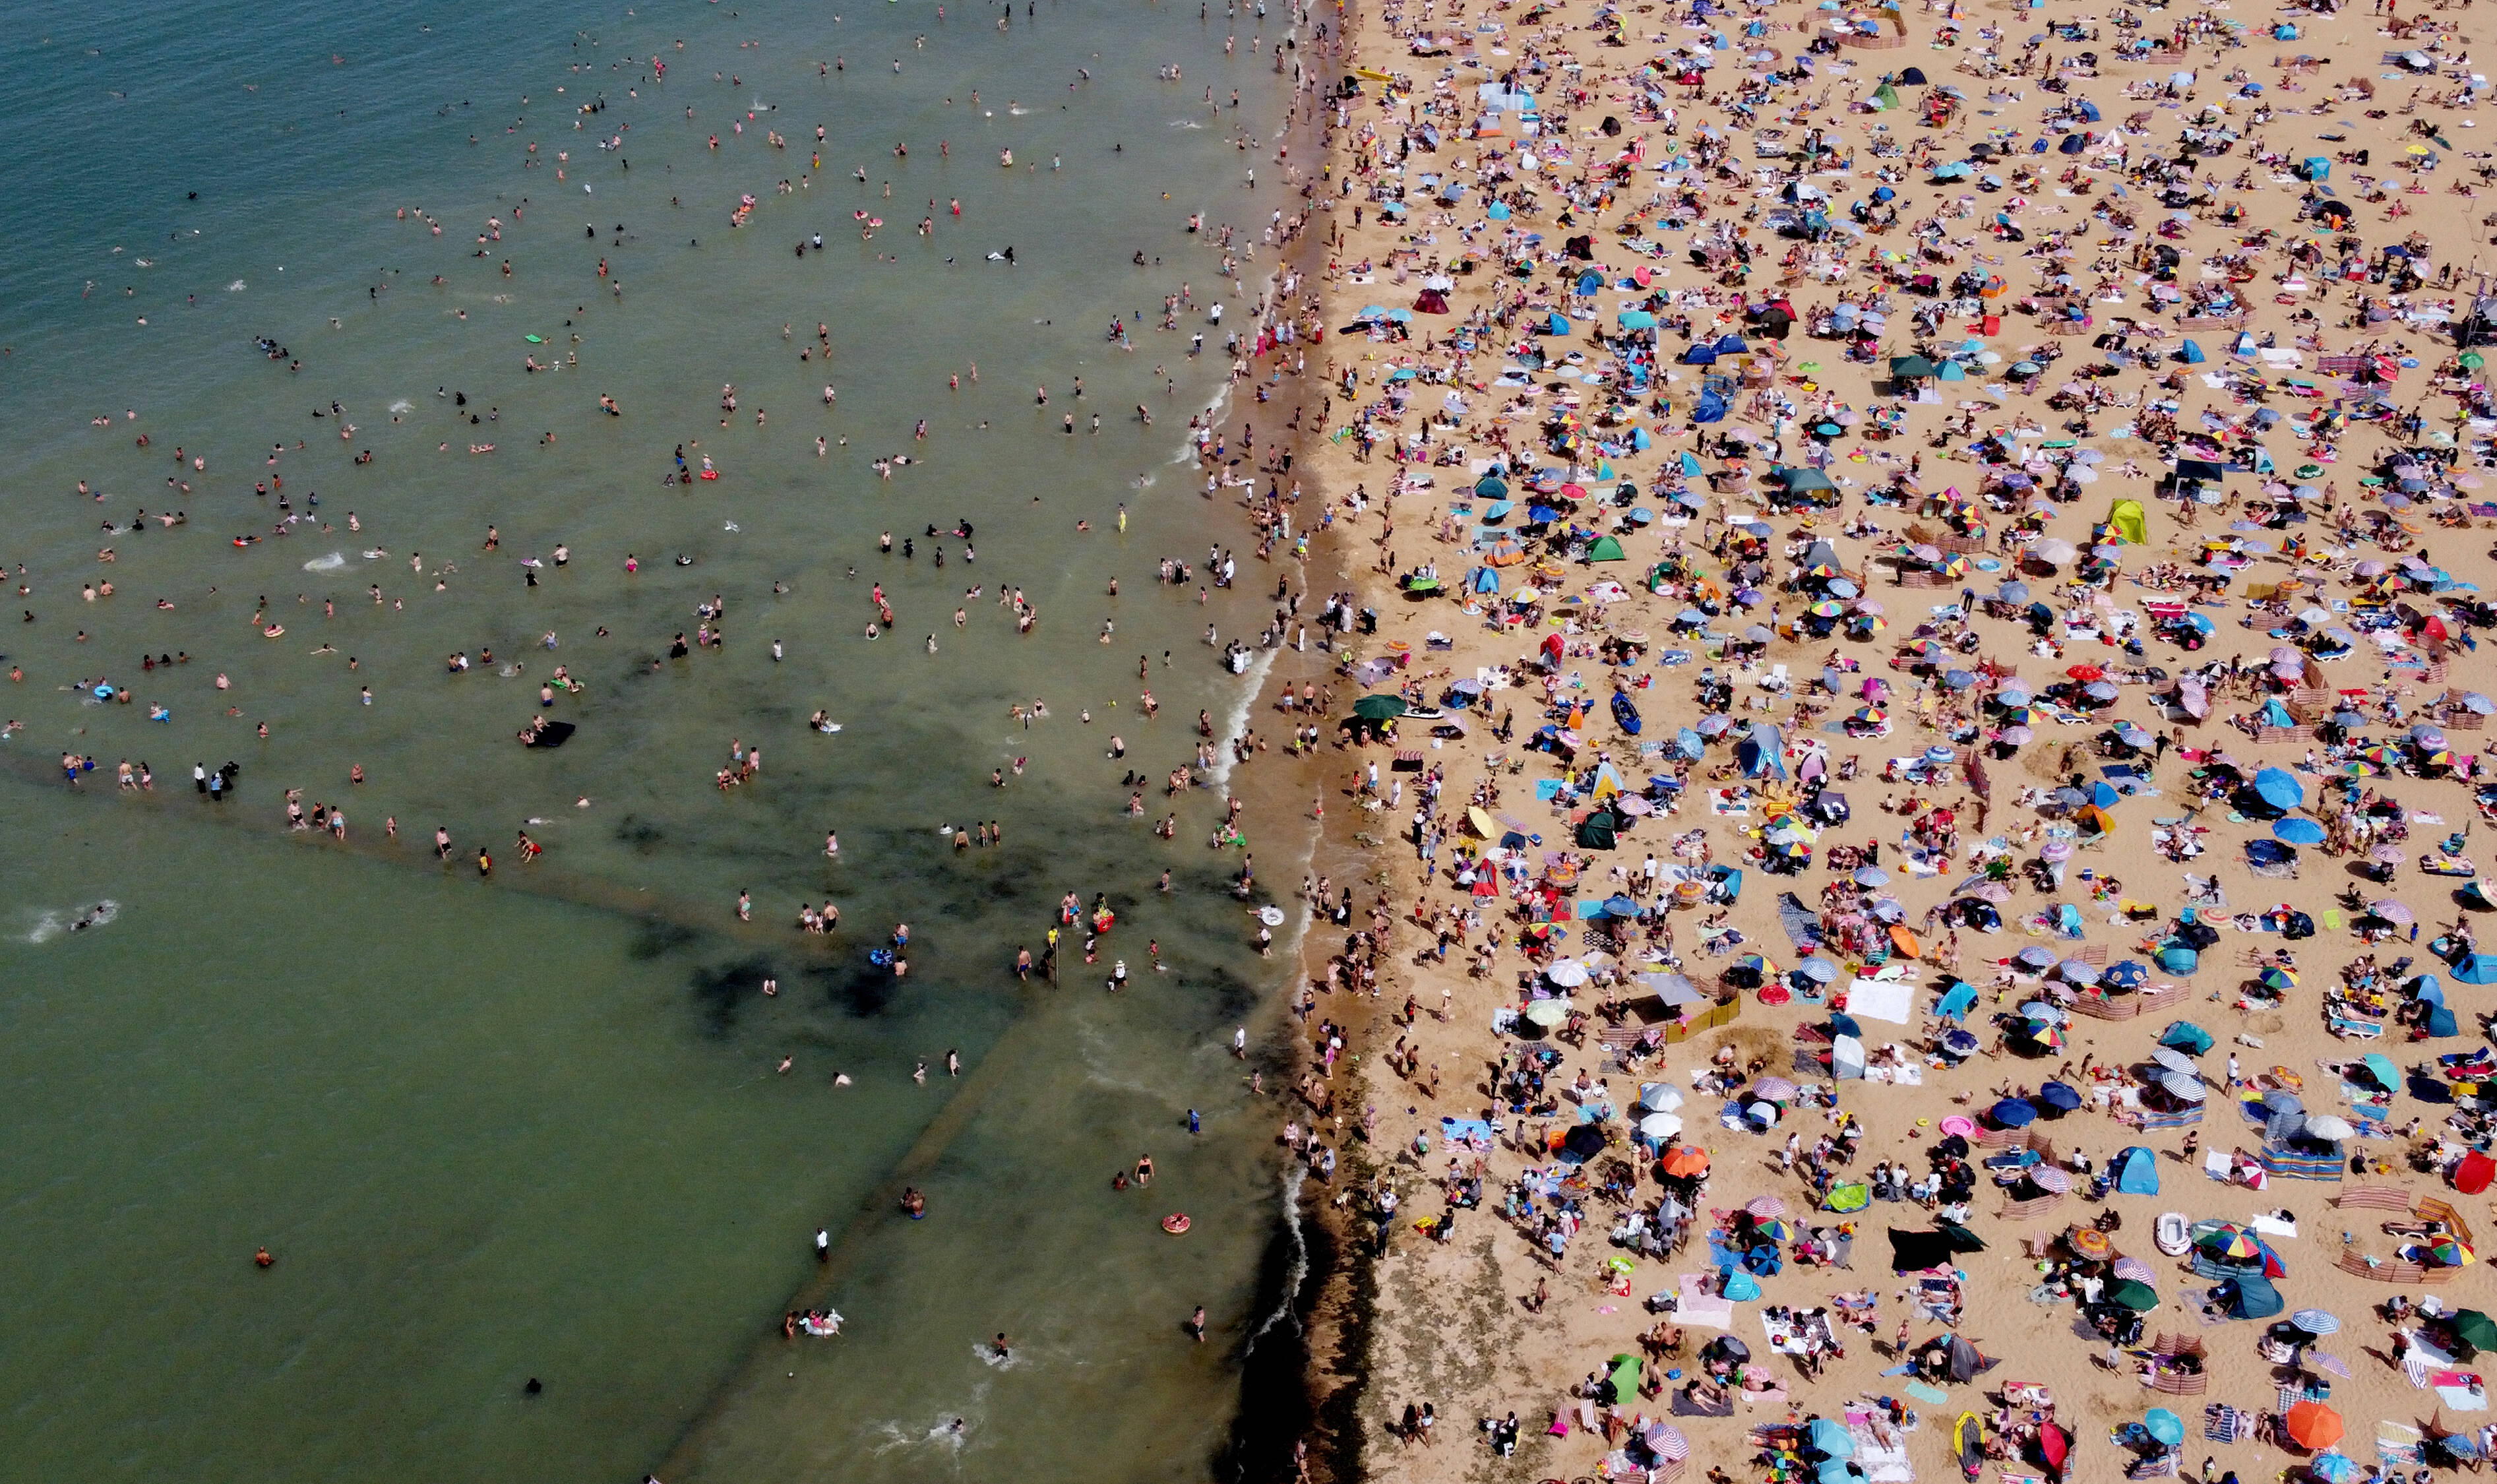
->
[1245,0,2497,1479]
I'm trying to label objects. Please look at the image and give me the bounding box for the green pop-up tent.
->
[1587,534,1628,562]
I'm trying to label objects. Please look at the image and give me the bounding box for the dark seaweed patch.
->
[687,955,778,1036]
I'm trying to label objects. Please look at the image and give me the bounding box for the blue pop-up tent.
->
[2111,1145,2159,1195]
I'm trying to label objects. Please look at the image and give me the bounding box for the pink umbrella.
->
[1747,1196,1789,1218]
[1644,1423,1691,1462]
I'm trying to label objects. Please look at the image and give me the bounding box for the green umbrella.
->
[2453,1310,2497,1353]
[2463,352,2487,371]
[2105,1279,2160,1311]
[1353,695,1409,721]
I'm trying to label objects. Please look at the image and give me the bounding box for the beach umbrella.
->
[2306,1351,2353,1379]
[2258,966,2298,991]
[2151,1048,2202,1076]
[1545,960,1591,987]
[2039,1081,2083,1111]
[2145,1409,2186,1446]
[1809,1417,1854,1459]
[1639,1111,1685,1139]
[2285,1402,2343,1451]
[2159,1072,2207,1103]
[2370,900,2415,925]
[2453,1311,2497,1353]
[1524,1000,1572,1028]
[2273,819,2325,844]
[2430,1236,2476,1267]
[2291,1308,2341,1336]
[1753,1076,1800,1101]
[2105,1279,2159,1311]
[1660,1146,1711,1177]
[1353,694,1409,721]
[2104,961,2148,989]
[2113,1256,2155,1283]
[2030,1165,2074,1192]
[2021,1001,2070,1026]
[1991,1098,2037,1127]
[1797,958,1840,984]
[1644,1423,1691,1462]
[1747,1196,1789,1218]
[2252,768,2305,810]
[2199,1227,2262,1260]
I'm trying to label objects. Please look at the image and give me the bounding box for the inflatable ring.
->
[1161,1213,1191,1235]
[263,625,286,638]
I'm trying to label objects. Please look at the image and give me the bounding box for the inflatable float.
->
[2155,1212,2190,1256]
[1161,1213,1191,1235]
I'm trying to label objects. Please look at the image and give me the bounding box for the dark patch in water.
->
[687,955,778,1036]
[615,813,666,854]
[1218,1181,1343,1484]
[1193,961,1262,1024]
[631,917,700,962]
[808,960,898,1017]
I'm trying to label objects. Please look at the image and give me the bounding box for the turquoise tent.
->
[2111,1145,2159,1195]
[1546,311,1572,335]
[2179,339,2206,365]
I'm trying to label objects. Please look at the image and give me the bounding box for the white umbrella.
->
[1545,960,1591,987]
[1642,1084,1687,1113]
[2303,1114,2356,1141]
[1639,1112,1685,1140]
[1524,999,1572,1028]
[2151,1048,2202,1076]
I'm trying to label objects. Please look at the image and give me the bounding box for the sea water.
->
[0,0,1310,1477]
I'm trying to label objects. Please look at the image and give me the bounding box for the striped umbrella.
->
[2291,1308,2341,1336]
[2306,1351,2353,1379]
[2112,1256,2156,1282]
[1644,1423,1692,1462]
[2030,1166,2074,1193]
[1746,1196,1789,1219]
[1752,1076,1800,1101]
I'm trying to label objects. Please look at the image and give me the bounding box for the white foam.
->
[1245,1161,1310,1352]
[1203,644,1274,793]
[24,900,119,944]
[301,551,346,572]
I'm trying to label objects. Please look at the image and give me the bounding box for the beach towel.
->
[1847,1411,1916,1483]
[1778,891,1825,949]
[1675,1273,1737,1328]
[1672,1387,1736,1417]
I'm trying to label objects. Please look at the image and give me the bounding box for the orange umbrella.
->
[1660,1146,1711,1177]
[2284,1401,2343,1451]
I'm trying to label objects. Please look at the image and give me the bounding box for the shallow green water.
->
[0,0,1316,1476]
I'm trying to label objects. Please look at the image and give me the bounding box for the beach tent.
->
[1936,1335,1998,1382]
[1736,722,1787,779]
[1545,312,1572,336]
[1935,980,1979,1022]
[1823,1180,1870,1212]
[2179,339,2207,365]
[2074,98,2101,121]
[1809,1417,1855,1459]
[2107,498,2147,545]
[1897,67,1928,85]
[2159,1021,2214,1055]
[1587,535,1628,562]
[2215,1275,2285,1320]
[2111,1146,2159,1195]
